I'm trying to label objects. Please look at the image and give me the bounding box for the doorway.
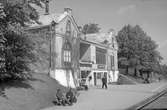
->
[94,72,103,86]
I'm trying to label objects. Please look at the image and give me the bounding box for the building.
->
[27,4,119,88]
[28,8,80,88]
[79,31,119,86]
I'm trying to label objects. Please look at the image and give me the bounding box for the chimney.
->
[45,0,49,15]
[108,29,115,44]
[64,8,72,15]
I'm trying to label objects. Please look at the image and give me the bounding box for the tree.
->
[116,25,162,79]
[0,0,46,81]
[82,23,101,34]
[160,64,167,77]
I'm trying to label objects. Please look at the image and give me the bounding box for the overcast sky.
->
[39,0,167,64]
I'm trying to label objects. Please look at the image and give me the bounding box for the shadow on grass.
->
[28,72,48,83]
[28,77,46,83]
[0,79,34,99]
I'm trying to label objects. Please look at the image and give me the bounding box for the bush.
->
[0,25,36,81]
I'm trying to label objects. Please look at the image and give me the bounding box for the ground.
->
[0,73,166,110]
[0,73,69,110]
[42,82,167,110]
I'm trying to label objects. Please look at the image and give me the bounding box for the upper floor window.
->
[96,47,106,65]
[111,55,114,67]
[112,37,115,48]
[66,20,71,37]
[63,39,72,66]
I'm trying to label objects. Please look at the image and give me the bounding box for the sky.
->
[38,0,167,64]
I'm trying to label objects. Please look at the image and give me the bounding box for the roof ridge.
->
[29,12,67,27]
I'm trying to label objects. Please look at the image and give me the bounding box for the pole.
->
[48,25,52,76]
[48,21,56,76]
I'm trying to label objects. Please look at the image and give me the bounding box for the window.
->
[63,20,72,67]
[64,50,71,62]
[112,37,114,48]
[96,47,106,64]
[66,20,71,37]
[96,52,106,64]
[111,55,114,67]
[63,39,72,66]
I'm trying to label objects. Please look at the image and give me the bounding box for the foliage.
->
[116,25,162,76]
[0,0,46,81]
[82,23,101,34]
[28,28,50,73]
[160,64,167,77]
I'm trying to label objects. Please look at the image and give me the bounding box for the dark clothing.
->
[102,77,107,84]
[88,76,92,81]
[56,90,64,100]
[102,82,107,89]
[102,77,107,89]
[55,89,66,105]
[66,90,77,104]
[66,90,73,99]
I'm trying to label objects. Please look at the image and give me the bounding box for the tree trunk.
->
[145,72,150,83]
[134,67,137,77]
[139,69,143,79]
[126,66,128,75]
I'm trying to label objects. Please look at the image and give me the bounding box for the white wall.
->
[50,69,76,88]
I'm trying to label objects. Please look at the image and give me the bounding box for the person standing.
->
[102,75,107,89]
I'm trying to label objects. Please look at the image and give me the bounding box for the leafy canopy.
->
[0,0,47,81]
[82,23,101,34]
[116,25,162,74]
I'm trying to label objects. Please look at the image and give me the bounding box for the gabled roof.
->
[28,10,80,33]
[29,12,68,27]
[80,33,109,48]
[85,33,108,44]
[81,33,110,44]
[80,33,118,50]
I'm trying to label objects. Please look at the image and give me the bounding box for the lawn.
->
[0,73,69,110]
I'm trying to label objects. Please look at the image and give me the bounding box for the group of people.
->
[54,74,107,106]
[54,88,77,106]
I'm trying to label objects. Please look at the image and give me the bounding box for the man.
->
[66,88,77,105]
[55,89,66,105]
[102,75,107,89]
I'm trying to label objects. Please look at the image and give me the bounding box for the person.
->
[102,75,107,89]
[66,88,77,105]
[88,76,92,82]
[55,89,66,105]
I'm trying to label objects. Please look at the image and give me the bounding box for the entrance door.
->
[96,72,102,85]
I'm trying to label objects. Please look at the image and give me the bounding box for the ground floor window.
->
[81,71,90,79]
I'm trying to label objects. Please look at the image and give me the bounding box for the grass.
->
[117,74,139,85]
[0,73,70,110]
[118,68,145,84]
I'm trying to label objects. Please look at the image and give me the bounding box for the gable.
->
[56,15,79,38]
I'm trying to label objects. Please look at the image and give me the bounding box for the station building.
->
[28,7,119,88]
